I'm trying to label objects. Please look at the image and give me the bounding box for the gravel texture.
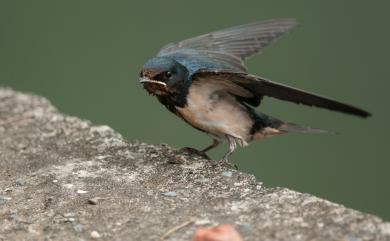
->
[0,87,389,241]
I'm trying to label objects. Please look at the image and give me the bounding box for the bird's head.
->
[139,57,189,96]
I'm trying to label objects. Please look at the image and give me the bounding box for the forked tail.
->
[278,122,328,134]
[252,112,330,140]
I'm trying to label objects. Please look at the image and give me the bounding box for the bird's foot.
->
[213,158,238,170]
[179,147,210,160]
[224,161,239,170]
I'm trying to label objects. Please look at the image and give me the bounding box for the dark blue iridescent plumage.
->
[139,19,370,165]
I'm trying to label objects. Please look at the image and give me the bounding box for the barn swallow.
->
[139,19,370,166]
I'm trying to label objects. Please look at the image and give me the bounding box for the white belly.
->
[176,81,254,143]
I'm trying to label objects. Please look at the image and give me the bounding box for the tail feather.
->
[278,122,328,134]
[251,112,330,140]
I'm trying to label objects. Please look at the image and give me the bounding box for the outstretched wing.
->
[158,19,299,71]
[193,71,371,118]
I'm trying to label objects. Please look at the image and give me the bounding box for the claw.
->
[219,158,238,170]
[179,147,210,160]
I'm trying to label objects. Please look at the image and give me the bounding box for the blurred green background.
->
[1,1,389,219]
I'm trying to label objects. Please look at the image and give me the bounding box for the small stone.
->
[65,217,76,223]
[96,155,107,160]
[16,178,27,186]
[28,225,40,235]
[4,188,12,192]
[162,191,177,197]
[87,198,99,205]
[195,219,211,225]
[222,171,233,177]
[63,183,74,189]
[52,179,58,183]
[90,231,101,239]
[0,196,12,204]
[77,189,88,194]
[63,212,75,218]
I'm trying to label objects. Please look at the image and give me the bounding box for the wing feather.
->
[193,71,371,118]
[158,19,299,71]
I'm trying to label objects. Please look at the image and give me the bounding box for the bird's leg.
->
[180,139,220,160]
[219,136,238,169]
[201,139,221,153]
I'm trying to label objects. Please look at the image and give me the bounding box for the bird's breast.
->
[176,81,253,143]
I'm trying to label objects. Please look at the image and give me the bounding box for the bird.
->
[139,19,371,166]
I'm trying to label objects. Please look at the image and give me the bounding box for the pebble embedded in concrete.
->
[90,231,101,239]
[15,178,27,186]
[162,191,177,197]
[88,198,99,205]
[0,196,12,204]
[222,171,233,177]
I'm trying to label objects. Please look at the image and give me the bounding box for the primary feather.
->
[192,71,371,118]
[140,18,371,164]
[158,19,299,72]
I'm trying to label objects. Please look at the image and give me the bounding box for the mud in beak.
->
[139,77,167,87]
[139,77,169,95]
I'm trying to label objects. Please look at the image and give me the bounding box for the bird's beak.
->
[139,77,167,87]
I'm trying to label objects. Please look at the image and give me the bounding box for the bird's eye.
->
[165,71,172,78]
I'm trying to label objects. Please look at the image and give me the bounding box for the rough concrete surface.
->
[0,87,389,241]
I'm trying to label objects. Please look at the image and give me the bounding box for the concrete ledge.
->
[0,87,389,241]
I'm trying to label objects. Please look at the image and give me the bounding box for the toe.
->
[179,147,210,160]
[219,159,238,170]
